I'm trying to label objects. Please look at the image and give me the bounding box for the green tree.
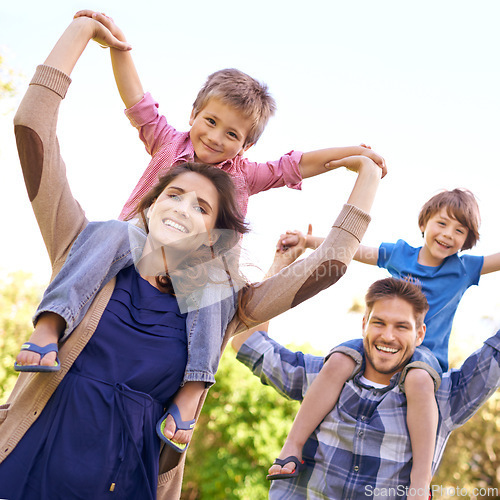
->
[0,271,43,403]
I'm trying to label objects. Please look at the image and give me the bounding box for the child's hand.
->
[277,224,313,253]
[74,10,127,44]
[267,225,313,276]
[358,143,387,178]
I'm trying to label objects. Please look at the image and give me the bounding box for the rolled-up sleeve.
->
[244,150,303,195]
[124,92,177,156]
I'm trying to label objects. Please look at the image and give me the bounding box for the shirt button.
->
[354,466,359,472]
[358,431,364,437]
[360,416,366,421]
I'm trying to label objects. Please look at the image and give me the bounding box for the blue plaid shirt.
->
[236,331,500,499]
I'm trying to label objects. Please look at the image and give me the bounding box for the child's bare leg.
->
[405,368,437,500]
[161,381,205,445]
[16,312,65,367]
[268,353,356,477]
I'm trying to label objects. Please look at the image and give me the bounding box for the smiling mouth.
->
[201,140,221,153]
[162,219,189,233]
[375,345,399,354]
[436,239,451,249]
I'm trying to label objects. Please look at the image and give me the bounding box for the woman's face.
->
[147,171,220,252]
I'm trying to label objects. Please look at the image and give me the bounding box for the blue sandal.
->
[267,456,305,481]
[14,342,60,372]
[156,404,195,453]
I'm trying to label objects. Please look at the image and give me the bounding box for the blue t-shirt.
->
[378,240,484,370]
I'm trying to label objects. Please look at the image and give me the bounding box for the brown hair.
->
[192,68,276,147]
[417,188,480,251]
[129,162,249,295]
[365,277,429,329]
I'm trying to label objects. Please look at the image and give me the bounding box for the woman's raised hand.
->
[74,10,128,44]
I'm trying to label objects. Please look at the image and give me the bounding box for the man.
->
[231,277,500,499]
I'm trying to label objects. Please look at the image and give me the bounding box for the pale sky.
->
[1,0,499,355]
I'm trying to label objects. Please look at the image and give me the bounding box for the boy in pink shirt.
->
[119,75,303,221]
[86,11,386,221]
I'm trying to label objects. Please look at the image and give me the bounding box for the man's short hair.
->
[417,188,480,251]
[192,68,276,147]
[365,277,429,328]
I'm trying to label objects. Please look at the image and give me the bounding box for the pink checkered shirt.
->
[118,93,303,221]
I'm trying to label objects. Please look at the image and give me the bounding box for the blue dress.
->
[0,265,188,500]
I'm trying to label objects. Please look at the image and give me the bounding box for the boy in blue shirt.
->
[271,188,500,499]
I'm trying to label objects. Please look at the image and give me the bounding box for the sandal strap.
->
[20,342,59,359]
[167,403,196,431]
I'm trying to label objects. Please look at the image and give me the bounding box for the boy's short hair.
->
[417,188,480,250]
[365,277,429,329]
[192,68,276,147]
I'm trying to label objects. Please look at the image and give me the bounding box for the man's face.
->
[362,297,425,385]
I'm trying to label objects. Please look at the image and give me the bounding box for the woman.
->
[0,16,381,500]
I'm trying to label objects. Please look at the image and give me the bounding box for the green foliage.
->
[182,347,301,500]
[0,271,43,403]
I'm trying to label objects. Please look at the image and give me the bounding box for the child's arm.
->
[298,144,387,179]
[481,252,500,275]
[354,244,379,265]
[278,227,379,266]
[74,10,144,108]
[45,16,131,77]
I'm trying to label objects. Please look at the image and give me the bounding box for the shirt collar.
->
[354,370,401,393]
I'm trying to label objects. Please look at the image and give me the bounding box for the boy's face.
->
[189,98,254,165]
[362,297,425,385]
[419,208,469,266]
